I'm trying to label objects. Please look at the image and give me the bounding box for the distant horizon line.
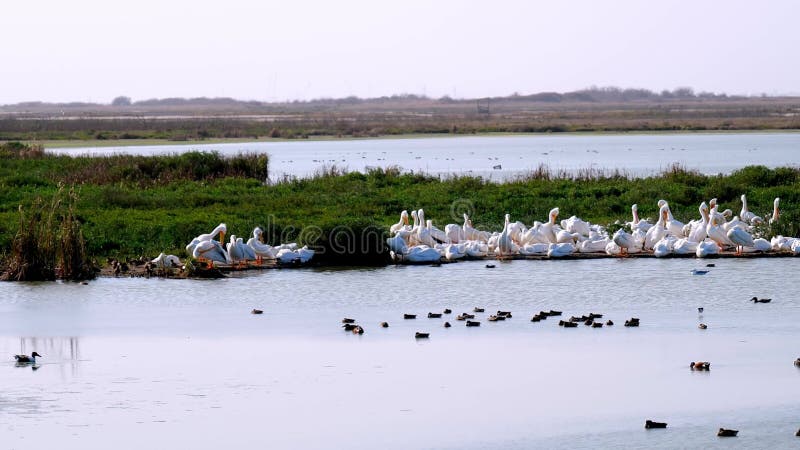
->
[4,85,800,107]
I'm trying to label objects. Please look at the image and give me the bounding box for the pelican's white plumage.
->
[696,240,720,258]
[390,210,410,234]
[404,245,442,263]
[547,242,576,258]
[247,227,277,259]
[770,197,780,225]
[727,227,754,255]
[192,240,229,263]
[561,215,591,237]
[151,253,181,268]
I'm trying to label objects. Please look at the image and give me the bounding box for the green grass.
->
[1,142,798,268]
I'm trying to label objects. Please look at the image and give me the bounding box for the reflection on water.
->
[2,258,800,449]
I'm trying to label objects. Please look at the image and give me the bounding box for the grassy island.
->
[1,142,798,278]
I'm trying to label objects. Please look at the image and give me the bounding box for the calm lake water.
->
[3,258,800,449]
[49,132,800,180]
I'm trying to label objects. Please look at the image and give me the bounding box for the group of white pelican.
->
[182,223,314,265]
[387,195,795,262]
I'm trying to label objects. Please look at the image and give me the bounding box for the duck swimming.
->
[14,352,41,363]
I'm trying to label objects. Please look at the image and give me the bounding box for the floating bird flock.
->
[387,196,793,263]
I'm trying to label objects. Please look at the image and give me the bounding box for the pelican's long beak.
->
[219,231,225,243]
[404,215,409,225]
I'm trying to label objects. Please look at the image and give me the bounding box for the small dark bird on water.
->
[691,269,709,275]
[698,323,708,330]
[342,318,355,324]
[794,358,799,367]
[443,322,451,328]
[645,420,667,429]
[795,428,800,437]
[251,309,263,315]
[562,321,578,328]
[352,325,364,335]
[343,323,359,331]
[717,428,738,437]
[415,332,430,339]
[549,310,562,316]
[466,320,480,327]
[706,263,715,267]
[485,264,495,269]
[380,322,389,328]
[750,297,772,303]
[14,352,41,363]
[443,308,452,314]
[592,322,603,328]
[606,320,614,326]
[624,318,640,327]
[428,312,442,318]
[473,307,485,313]
[698,307,704,313]
[690,361,711,371]
[404,314,417,319]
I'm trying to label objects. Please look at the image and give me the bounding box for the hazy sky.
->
[3,0,798,103]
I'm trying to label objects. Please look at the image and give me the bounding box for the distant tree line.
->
[0,86,754,110]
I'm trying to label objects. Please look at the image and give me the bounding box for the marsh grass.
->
[1,185,94,281]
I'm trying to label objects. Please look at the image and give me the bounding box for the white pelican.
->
[227,235,255,262]
[390,210,409,234]
[444,243,467,260]
[747,238,772,253]
[672,238,698,254]
[653,236,675,258]
[556,229,581,244]
[657,200,686,237]
[151,253,182,268]
[186,223,227,254]
[507,221,527,245]
[739,194,761,224]
[539,208,560,243]
[520,222,550,245]
[627,204,653,232]
[247,227,277,259]
[644,205,669,250]
[726,227,754,255]
[722,215,748,233]
[547,242,575,258]
[519,243,549,255]
[404,245,442,263]
[578,237,610,253]
[561,215,591,237]
[770,197,780,225]
[445,223,464,243]
[192,240,229,263]
[687,202,710,243]
[386,232,409,254]
[696,240,720,257]
[416,219,437,248]
[497,214,516,256]
[706,216,733,249]
[418,209,448,243]
[612,229,640,254]
[463,214,490,242]
[276,246,315,264]
[464,240,489,257]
